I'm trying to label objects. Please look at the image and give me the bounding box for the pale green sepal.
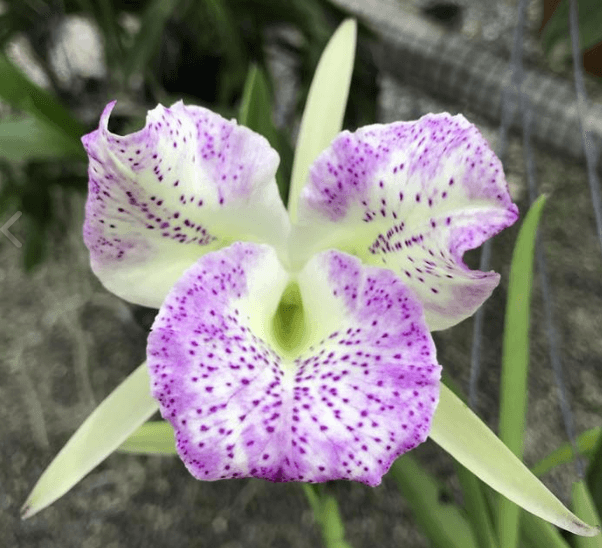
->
[430,385,600,537]
[118,421,176,455]
[498,194,547,548]
[572,481,602,548]
[390,454,478,548]
[532,427,601,476]
[21,362,158,519]
[287,18,356,222]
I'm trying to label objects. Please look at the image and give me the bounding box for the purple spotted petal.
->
[82,101,289,308]
[147,242,441,486]
[293,113,519,331]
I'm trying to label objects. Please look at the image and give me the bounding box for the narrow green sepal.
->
[288,18,356,222]
[21,362,158,519]
[118,421,176,455]
[429,385,599,537]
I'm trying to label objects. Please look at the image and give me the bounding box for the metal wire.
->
[568,0,602,256]
[468,0,527,410]
[331,0,602,164]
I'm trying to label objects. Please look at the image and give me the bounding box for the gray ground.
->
[2,0,602,546]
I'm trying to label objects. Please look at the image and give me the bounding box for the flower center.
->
[270,281,308,359]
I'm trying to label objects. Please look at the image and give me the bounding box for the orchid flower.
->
[21,20,599,538]
[82,97,515,485]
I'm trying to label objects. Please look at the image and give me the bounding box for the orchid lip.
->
[147,242,441,485]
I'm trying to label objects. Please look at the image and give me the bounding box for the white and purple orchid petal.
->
[82,101,290,308]
[147,242,441,486]
[293,113,519,331]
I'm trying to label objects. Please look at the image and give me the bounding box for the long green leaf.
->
[455,464,499,548]
[429,385,599,536]
[320,494,353,548]
[288,18,356,222]
[521,512,572,548]
[587,426,602,517]
[125,0,183,77]
[0,117,84,161]
[238,64,290,203]
[532,427,600,476]
[21,362,158,519]
[118,421,176,455]
[542,0,602,55]
[390,454,477,548]
[481,482,571,548]
[0,54,84,141]
[573,481,602,548]
[498,194,547,547]
[97,0,125,72]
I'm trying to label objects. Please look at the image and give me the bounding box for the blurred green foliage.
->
[0,0,377,270]
[541,0,602,73]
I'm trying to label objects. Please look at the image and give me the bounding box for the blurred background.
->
[1,0,602,546]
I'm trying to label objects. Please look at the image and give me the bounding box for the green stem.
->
[301,484,353,548]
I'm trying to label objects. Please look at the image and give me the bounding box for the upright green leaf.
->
[0,54,84,141]
[588,427,602,515]
[429,385,598,537]
[498,195,547,547]
[302,485,353,548]
[482,483,571,548]
[573,481,602,548]
[97,0,125,72]
[532,427,600,476]
[288,18,356,222]
[390,454,477,548]
[455,464,499,548]
[238,64,291,203]
[0,117,84,161]
[542,0,602,56]
[125,0,183,78]
[21,363,158,519]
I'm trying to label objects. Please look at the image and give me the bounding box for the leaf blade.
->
[0,53,84,141]
[238,64,291,203]
[497,194,547,547]
[390,454,478,548]
[532,427,600,477]
[0,117,83,161]
[573,481,602,548]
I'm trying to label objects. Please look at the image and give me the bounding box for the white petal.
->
[147,243,441,486]
[83,101,290,308]
[293,113,518,330]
